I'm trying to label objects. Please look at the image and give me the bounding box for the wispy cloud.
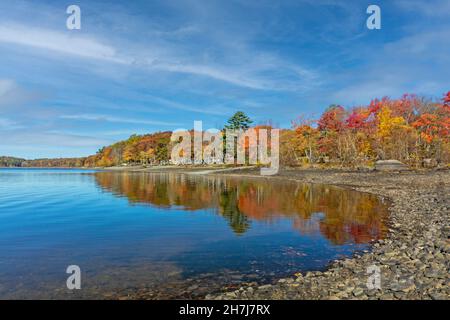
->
[142,94,231,115]
[0,79,16,96]
[0,23,129,64]
[332,27,450,105]
[0,117,23,130]
[0,79,42,109]
[0,20,319,92]
[60,113,179,126]
[0,131,110,148]
[147,60,318,91]
[395,0,450,17]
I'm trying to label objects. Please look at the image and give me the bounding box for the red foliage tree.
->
[317,105,346,132]
[443,91,450,108]
[346,108,368,130]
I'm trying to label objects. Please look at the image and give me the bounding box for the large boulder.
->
[422,158,437,168]
[375,160,409,171]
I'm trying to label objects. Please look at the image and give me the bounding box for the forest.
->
[2,91,449,168]
[0,156,27,167]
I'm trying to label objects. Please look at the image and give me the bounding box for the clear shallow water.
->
[0,169,388,299]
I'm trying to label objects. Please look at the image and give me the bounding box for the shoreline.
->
[97,166,448,300]
[204,168,449,300]
[2,166,448,299]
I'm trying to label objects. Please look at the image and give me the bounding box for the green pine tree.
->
[224,111,253,131]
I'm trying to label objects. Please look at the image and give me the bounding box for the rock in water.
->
[375,160,409,171]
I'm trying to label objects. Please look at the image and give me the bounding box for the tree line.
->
[2,91,449,168]
[281,92,449,167]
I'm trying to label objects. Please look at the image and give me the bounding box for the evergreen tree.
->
[224,111,253,131]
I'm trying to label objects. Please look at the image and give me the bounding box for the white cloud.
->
[0,21,319,92]
[0,117,22,130]
[60,113,179,126]
[0,79,16,96]
[144,56,320,91]
[0,79,42,109]
[331,26,450,106]
[395,0,450,17]
[142,94,230,115]
[0,23,129,64]
[0,132,110,148]
[154,63,268,90]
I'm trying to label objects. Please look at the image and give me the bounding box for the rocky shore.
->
[208,168,449,300]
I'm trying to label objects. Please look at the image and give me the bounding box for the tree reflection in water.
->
[94,172,388,244]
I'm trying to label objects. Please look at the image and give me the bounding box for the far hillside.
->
[0,156,26,167]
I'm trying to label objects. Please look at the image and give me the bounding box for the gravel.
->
[210,168,450,300]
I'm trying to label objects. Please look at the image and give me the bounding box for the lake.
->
[0,169,388,299]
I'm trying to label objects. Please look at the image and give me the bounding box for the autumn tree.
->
[411,93,450,162]
[291,116,320,164]
[317,105,346,132]
[443,91,450,107]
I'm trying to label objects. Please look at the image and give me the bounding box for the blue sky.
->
[0,0,449,159]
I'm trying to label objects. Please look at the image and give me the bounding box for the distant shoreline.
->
[1,165,447,173]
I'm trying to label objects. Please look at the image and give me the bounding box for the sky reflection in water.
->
[0,169,388,298]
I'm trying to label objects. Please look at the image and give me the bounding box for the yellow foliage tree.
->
[377,106,406,138]
[376,106,416,160]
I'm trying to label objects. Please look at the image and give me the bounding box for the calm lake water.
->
[0,169,388,299]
